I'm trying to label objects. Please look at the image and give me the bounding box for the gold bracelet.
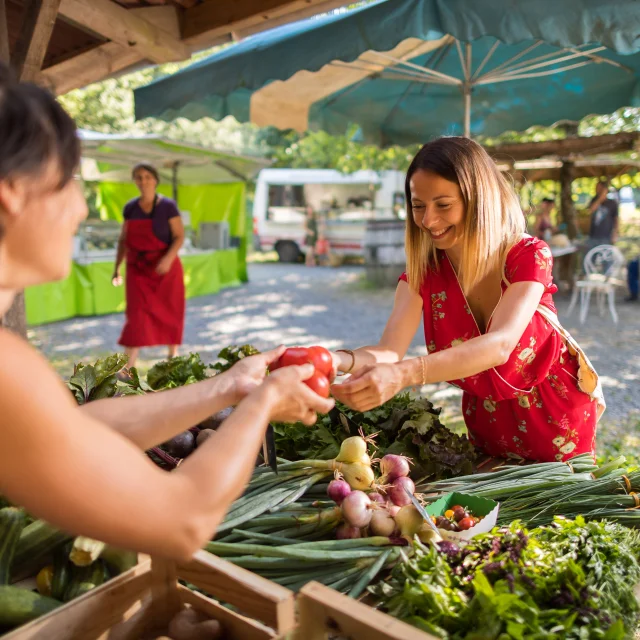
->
[420,356,427,386]
[336,349,355,374]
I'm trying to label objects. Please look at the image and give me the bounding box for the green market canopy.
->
[25,131,269,326]
[134,0,640,144]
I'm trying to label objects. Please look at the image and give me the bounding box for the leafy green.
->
[273,393,476,481]
[146,353,210,390]
[67,355,151,404]
[212,344,260,374]
[67,354,132,404]
[374,517,640,639]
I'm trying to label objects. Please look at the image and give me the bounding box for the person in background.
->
[113,164,185,368]
[315,215,330,266]
[534,198,556,241]
[304,205,318,266]
[587,180,619,248]
[329,137,604,463]
[626,256,639,302]
[0,65,334,560]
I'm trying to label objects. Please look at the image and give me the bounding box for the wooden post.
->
[560,160,577,239]
[1,0,60,337]
[172,161,179,202]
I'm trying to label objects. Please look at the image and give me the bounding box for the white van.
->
[252,168,405,262]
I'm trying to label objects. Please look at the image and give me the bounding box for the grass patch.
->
[596,412,640,467]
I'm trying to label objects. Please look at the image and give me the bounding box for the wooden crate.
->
[2,550,296,640]
[295,582,436,640]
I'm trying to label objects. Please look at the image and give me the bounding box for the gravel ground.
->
[30,262,640,458]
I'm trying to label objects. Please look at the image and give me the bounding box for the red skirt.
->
[118,219,185,347]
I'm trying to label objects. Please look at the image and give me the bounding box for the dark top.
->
[589,196,618,241]
[123,196,180,245]
[304,215,318,246]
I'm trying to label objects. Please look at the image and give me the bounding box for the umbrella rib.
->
[472,41,500,80]
[330,60,454,83]
[484,46,606,80]
[482,41,544,76]
[380,43,452,131]
[456,40,468,80]
[368,50,462,85]
[476,60,594,84]
[379,72,455,85]
[478,44,616,82]
[565,46,634,73]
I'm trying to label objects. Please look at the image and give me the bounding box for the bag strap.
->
[501,268,606,422]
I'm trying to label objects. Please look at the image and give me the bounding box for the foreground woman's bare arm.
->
[79,348,283,451]
[0,332,333,560]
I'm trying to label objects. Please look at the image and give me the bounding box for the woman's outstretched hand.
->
[331,363,406,412]
[262,364,335,425]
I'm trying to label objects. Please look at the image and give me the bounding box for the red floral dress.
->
[402,236,598,462]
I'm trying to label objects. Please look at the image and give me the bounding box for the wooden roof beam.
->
[13,0,61,81]
[486,132,640,162]
[182,0,346,42]
[58,0,189,64]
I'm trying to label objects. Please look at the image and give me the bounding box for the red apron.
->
[118,218,185,348]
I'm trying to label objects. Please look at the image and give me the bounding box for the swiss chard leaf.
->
[67,365,97,405]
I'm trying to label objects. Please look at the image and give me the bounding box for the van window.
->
[268,184,305,207]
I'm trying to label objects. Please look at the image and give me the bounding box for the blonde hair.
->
[404,137,525,295]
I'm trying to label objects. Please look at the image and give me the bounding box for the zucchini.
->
[64,560,107,602]
[12,521,71,579]
[69,537,106,567]
[0,586,60,627]
[100,545,138,575]
[0,508,26,585]
[50,544,72,601]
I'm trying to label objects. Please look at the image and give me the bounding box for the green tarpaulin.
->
[96,182,246,236]
[25,250,241,326]
[25,131,262,327]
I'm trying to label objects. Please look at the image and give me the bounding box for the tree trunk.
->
[0,0,60,338]
[560,160,577,240]
[1,292,26,336]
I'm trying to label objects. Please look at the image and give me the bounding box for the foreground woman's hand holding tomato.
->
[269,345,334,398]
[330,362,407,412]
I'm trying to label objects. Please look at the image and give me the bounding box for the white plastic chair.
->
[567,244,626,324]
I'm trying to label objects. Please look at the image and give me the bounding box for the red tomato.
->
[457,517,475,531]
[307,346,333,377]
[304,371,331,398]
[269,347,310,372]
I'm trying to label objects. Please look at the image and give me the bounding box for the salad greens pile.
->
[375,516,640,639]
[273,392,476,481]
[67,353,149,404]
[146,352,211,389]
[211,344,260,374]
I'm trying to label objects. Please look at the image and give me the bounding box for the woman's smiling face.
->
[409,169,465,251]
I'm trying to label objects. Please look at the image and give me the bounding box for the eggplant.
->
[196,429,215,447]
[199,406,234,430]
[163,431,196,458]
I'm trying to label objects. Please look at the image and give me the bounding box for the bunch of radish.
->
[269,346,333,397]
[323,441,428,543]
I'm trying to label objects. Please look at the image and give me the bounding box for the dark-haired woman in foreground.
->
[113,163,185,368]
[0,68,333,559]
[331,137,604,463]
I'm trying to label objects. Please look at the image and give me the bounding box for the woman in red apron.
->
[113,163,185,368]
[330,137,604,463]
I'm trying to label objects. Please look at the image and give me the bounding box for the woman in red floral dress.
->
[331,137,604,462]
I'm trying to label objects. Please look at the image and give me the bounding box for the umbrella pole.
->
[463,86,471,138]
[463,43,472,138]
